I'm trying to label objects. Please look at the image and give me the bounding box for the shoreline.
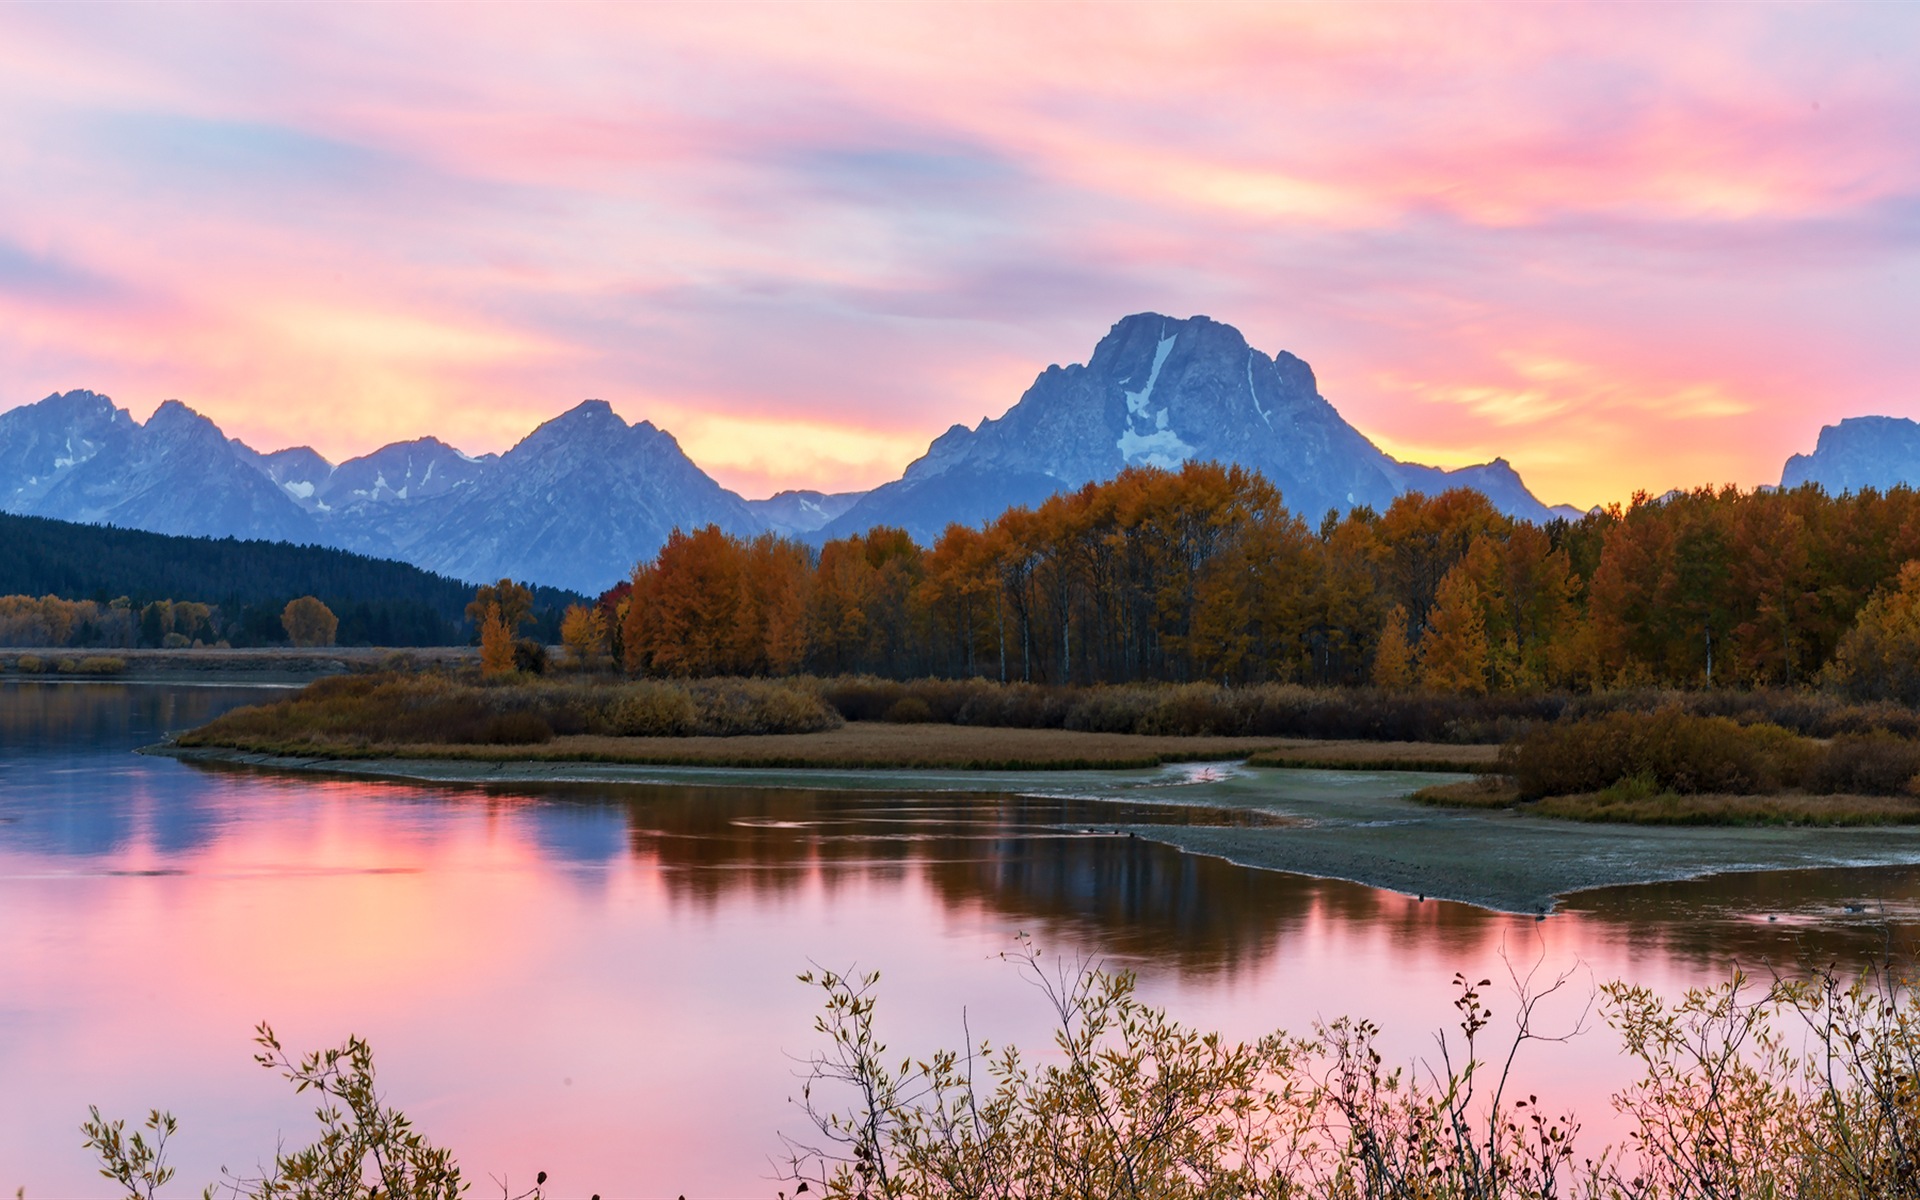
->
[1,645,479,685]
[149,741,1920,915]
[166,722,1503,772]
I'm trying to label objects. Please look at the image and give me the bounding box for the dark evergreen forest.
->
[0,512,578,646]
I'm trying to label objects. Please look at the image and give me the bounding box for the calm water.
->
[7,682,1920,1198]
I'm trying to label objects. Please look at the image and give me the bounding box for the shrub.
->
[1811,732,1920,796]
[610,683,699,736]
[511,639,547,675]
[885,696,934,723]
[162,631,192,649]
[688,679,842,736]
[1508,709,1814,800]
[15,654,44,673]
[77,656,126,675]
[477,711,552,745]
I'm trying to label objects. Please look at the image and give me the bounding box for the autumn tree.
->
[559,603,608,668]
[465,578,533,637]
[281,596,339,648]
[1371,603,1415,688]
[1418,567,1490,694]
[479,607,515,674]
[1826,560,1920,703]
[625,526,749,676]
[1305,509,1385,684]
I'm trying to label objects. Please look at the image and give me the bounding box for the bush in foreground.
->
[784,948,1920,1199]
[90,952,1920,1200]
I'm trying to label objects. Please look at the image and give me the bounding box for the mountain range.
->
[15,311,1893,596]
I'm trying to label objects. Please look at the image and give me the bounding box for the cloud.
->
[0,2,1917,506]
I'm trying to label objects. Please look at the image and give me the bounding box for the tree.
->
[559,603,608,668]
[1371,603,1415,688]
[479,607,515,675]
[1826,560,1920,703]
[465,578,533,636]
[139,601,170,648]
[1419,567,1490,694]
[281,596,338,647]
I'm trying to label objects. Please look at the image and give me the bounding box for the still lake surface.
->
[8,681,1920,1197]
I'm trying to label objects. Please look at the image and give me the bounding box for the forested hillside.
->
[608,462,1920,696]
[0,512,577,646]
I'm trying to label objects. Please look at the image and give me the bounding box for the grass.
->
[1414,773,1920,825]
[178,671,845,751]
[1245,740,1500,773]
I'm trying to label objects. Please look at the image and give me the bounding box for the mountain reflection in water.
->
[8,679,1920,1196]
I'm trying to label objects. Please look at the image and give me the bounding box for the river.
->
[6,681,1920,1197]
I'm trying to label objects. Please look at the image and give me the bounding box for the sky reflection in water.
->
[5,681,1920,1198]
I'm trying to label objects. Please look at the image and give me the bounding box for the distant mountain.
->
[1782,416,1920,495]
[0,393,755,594]
[821,314,1568,544]
[746,489,868,537]
[1,392,317,543]
[387,400,761,593]
[1,317,1582,591]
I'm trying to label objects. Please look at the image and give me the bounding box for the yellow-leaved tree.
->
[1418,567,1490,694]
[479,607,515,675]
[1371,603,1415,689]
[281,596,338,648]
[559,603,608,668]
[1826,560,1920,704]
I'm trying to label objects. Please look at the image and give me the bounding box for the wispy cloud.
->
[0,2,1916,505]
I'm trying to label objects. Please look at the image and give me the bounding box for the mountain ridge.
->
[1,313,1586,590]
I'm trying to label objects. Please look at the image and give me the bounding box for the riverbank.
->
[0,646,478,684]
[161,721,1498,771]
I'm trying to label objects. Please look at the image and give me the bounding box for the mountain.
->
[1,317,1579,592]
[0,392,317,543]
[746,489,868,537]
[0,393,755,595]
[821,313,1566,544]
[1781,416,1920,495]
[384,400,761,594]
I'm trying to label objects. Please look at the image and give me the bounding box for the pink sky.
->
[0,2,1915,508]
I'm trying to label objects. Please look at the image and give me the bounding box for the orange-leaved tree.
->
[281,596,338,648]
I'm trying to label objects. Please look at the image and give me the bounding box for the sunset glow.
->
[2,2,1916,506]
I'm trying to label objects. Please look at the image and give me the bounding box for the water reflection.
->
[9,680,1920,1197]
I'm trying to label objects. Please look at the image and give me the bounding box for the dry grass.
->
[1246,740,1500,773]
[1531,789,1920,826]
[1414,774,1920,825]
[1410,777,1523,808]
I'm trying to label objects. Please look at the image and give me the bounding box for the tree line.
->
[0,511,579,647]
[584,461,1920,695]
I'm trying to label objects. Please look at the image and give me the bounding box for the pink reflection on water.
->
[2,762,1903,1198]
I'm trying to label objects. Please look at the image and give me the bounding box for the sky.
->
[1,2,1916,509]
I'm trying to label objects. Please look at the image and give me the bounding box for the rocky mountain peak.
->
[1782,415,1920,494]
[826,312,1560,545]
